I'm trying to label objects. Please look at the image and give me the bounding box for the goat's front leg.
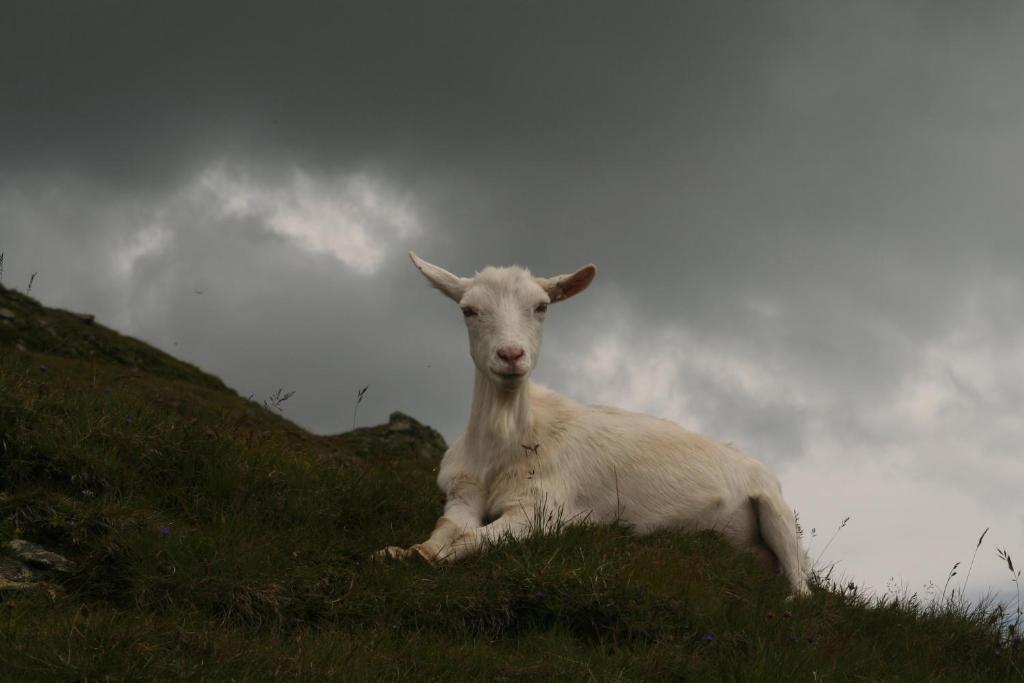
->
[373,484,485,564]
[415,507,534,564]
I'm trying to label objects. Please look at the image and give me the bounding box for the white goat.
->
[376,253,811,597]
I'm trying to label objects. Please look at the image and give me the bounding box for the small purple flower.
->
[532,591,546,599]
[158,526,171,536]
[682,620,690,630]
[104,385,112,394]
[124,416,133,424]
[38,364,48,372]
[787,634,798,642]
[702,633,715,642]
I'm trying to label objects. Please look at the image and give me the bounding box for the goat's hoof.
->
[785,584,813,602]
[409,544,441,566]
[372,546,410,562]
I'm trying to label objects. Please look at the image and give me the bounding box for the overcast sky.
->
[3,1,1024,607]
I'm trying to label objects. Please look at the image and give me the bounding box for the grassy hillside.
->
[0,283,1020,681]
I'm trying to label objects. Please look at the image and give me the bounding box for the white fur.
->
[376,253,811,597]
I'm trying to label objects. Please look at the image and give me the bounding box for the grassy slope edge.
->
[0,283,1020,681]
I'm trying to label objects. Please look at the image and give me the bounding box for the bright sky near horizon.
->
[3,1,1023,610]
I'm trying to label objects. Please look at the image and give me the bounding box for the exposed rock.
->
[389,411,444,440]
[337,412,447,461]
[0,555,44,592]
[387,411,447,456]
[0,556,37,583]
[0,540,74,593]
[5,539,74,572]
[0,307,14,321]
[388,412,415,431]
[72,312,95,324]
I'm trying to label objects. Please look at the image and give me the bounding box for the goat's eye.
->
[461,306,477,318]
[535,303,548,314]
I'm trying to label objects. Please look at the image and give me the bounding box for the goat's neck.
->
[467,369,535,453]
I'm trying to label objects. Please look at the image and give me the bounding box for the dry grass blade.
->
[352,385,368,429]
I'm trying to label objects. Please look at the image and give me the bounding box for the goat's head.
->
[410,252,596,390]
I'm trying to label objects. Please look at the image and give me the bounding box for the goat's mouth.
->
[492,368,528,381]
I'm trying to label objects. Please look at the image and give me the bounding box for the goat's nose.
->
[496,346,525,363]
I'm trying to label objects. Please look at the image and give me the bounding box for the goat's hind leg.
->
[750,542,781,575]
[751,494,811,597]
[720,499,781,575]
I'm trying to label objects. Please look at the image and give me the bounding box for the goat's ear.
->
[409,252,470,302]
[537,264,597,303]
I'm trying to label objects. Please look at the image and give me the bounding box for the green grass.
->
[1,282,1021,681]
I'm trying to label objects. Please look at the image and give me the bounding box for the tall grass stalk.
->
[959,527,988,597]
[814,516,850,566]
[352,385,368,429]
[263,388,295,412]
[997,547,1022,631]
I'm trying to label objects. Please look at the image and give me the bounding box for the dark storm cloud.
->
[7,2,1023,275]
[2,2,782,182]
